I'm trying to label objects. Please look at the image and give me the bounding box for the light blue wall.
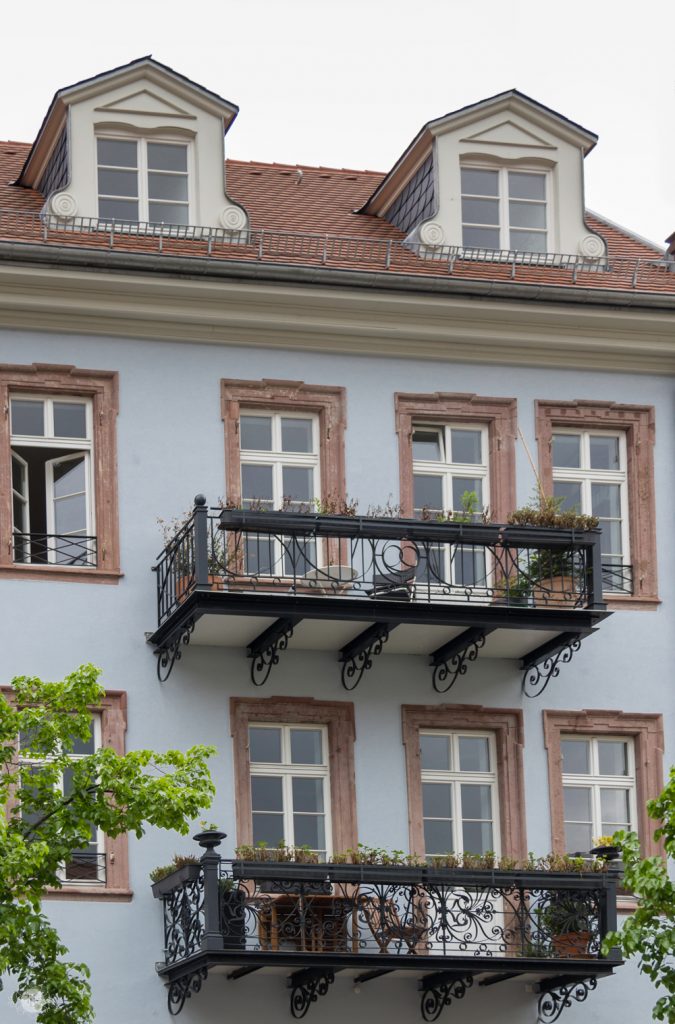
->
[0,326,672,1023]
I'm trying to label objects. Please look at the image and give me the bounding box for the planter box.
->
[151,863,202,898]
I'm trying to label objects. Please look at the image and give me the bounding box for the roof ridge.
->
[226,157,385,177]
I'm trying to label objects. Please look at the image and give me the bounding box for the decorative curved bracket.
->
[431,628,491,694]
[288,968,335,1018]
[248,617,297,686]
[167,966,208,1016]
[156,618,196,682]
[419,972,473,1022]
[340,622,390,690]
[537,976,597,1022]
[522,632,583,698]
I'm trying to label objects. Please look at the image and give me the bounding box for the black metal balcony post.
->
[600,861,622,962]
[194,829,225,953]
[587,529,606,610]
[193,494,210,588]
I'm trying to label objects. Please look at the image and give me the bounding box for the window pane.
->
[564,821,592,853]
[598,741,628,776]
[422,782,452,819]
[590,435,620,471]
[11,399,44,436]
[282,466,313,503]
[54,494,87,535]
[294,814,324,851]
[461,197,499,225]
[281,418,313,453]
[509,172,545,200]
[420,734,450,771]
[509,229,547,252]
[598,520,623,557]
[461,784,492,820]
[509,201,546,229]
[563,786,591,821]
[53,457,86,497]
[591,483,621,519]
[70,718,95,756]
[413,474,443,512]
[552,434,581,468]
[458,736,490,772]
[252,813,285,847]
[12,453,27,494]
[424,819,453,855]
[147,143,188,172]
[97,139,137,167]
[290,728,323,764]
[561,740,590,774]
[553,480,582,512]
[452,477,482,511]
[98,197,139,221]
[240,416,272,451]
[600,788,630,829]
[292,777,324,813]
[98,168,138,198]
[463,226,500,249]
[148,202,189,225]
[461,168,498,196]
[462,820,493,854]
[241,464,274,501]
[148,172,189,202]
[53,402,87,439]
[251,775,283,811]
[451,430,482,465]
[249,726,282,763]
[412,429,442,461]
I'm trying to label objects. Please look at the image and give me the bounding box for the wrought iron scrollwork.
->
[522,637,581,698]
[167,966,208,1016]
[288,968,335,1018]
[156,618,195,682]
[340,623,390,690]
[248,619,295,686]
[419,973,473,1022]
[537,976,597,1023]
[432,632,487,693]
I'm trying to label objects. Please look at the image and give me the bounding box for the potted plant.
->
[150,853,201,898]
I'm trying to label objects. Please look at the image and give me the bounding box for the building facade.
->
[1,57,673,1023]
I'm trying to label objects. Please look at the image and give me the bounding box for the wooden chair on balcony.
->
[359,895,426,954]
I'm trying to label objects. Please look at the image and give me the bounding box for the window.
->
[10,394,95,567]
[543,710,664,859]
[0,364,120,583]
[19,715,105,883]
[561,736,636,853]
[420,731,499,857]
[552,430,628,592]
[230,697,357,854]
[97,138,190,225]
[402,705,526,861]
[248,724,331,859]
[535,401,657,608]
[461,167,548,253]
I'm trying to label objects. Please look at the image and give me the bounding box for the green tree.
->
[0,664,215,1023]
[603,772,675,1022]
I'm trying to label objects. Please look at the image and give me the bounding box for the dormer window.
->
[97,138,190,226]
[461,167,548,253]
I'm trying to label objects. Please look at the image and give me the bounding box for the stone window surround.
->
[535,400,657,610]
[543,709,664,860]
[395,392,518,522]
[0,363,121,584]
[3,686,131,902]
[221,379,347,507]
[401,704,527,860]
[230,696,357,854]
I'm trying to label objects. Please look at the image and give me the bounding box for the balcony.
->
[148,498,611,694]
[154,832,622,1021]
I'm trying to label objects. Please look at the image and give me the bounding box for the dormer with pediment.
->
[361,90,606,260]
[16,57,248,233]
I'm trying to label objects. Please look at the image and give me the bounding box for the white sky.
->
[2,0,674,248]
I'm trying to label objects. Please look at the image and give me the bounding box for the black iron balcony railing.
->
[154,832,622,1021]
[12,531,97,568]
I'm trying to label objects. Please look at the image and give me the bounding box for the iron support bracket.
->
[339,622,391,690]
[155,617,195,682]
[536,975,598,1023]
[288,968,335,1018]
[167,966,208,1016]
[430,628,492,693]
[419,972,473,1021]
[248,617,299,686]
[521,631,585,698]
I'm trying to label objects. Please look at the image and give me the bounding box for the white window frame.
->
[96,135,193,227]
[18,715,105,884]
[9,394,95,566]
[420,730,501,857]
[248,723,332,859]
[460,165,552,254]
[11,450,30,562]
[561,734,637,853]
[551,428,630,580]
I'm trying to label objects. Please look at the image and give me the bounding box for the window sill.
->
[0,564,123,585]
[42,886,132,902]
[604,594,660,612]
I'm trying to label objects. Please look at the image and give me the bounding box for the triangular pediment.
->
[460,119,556,149]
[94,88,196,120]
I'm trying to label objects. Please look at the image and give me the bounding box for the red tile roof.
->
[1,142,672,296]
